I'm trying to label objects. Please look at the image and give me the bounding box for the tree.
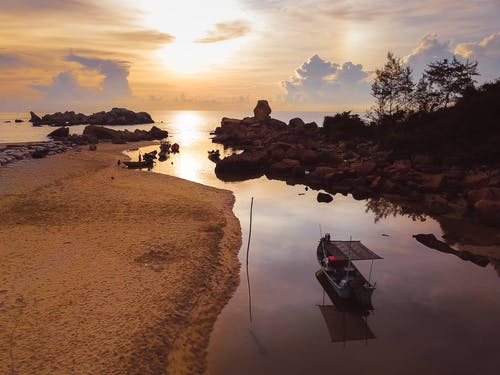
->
[424,56,479,109]
[371,52,414,122]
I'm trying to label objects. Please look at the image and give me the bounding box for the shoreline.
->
[0,142,242,374]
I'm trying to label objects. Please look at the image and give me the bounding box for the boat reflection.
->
[315,269,376,344]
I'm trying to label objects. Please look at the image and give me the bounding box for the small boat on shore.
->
[123,160,154,169]
[316,233,382,300]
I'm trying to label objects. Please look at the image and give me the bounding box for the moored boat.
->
[123,160,154,169]
[316,233,382,300]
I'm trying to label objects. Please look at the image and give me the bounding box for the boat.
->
[316,233,382,300]
[123,160,154,169]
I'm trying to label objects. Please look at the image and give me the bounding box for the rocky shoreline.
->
[0,141,76,166]
[212,101,500,228]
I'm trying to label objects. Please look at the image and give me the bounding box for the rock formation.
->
[29,108,154,126]
[211,100,500,228]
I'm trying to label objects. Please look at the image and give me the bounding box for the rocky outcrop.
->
[82,125,168,143]
[212,100,500,227]
[29,108,154,126]
[253,100,271,121]
[30,111,42,123]
[47,127,70,139]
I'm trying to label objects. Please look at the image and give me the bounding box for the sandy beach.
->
[0,143,242,374]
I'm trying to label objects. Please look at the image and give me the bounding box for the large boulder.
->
[215,151,267,181]
[288,118,305,128]
[317,192,333,203]
[253,100,271,121]
[266,159,303,179]
[47,127,69,139]
[30,111,42,124]
[467,187,500,205]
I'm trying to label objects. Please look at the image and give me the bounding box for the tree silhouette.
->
[424,56,479,109]
[371,52,414,122]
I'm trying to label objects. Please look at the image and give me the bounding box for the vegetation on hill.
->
[327,52,499,165]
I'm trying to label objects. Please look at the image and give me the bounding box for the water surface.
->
[2,110,499,374]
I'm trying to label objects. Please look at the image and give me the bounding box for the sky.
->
[0,0,499,112]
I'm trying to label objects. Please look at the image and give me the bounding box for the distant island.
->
[30,107,154,126]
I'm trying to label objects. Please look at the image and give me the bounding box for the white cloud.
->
[455,32,500,82]
[403,33,454,77]
[282,55,371,108]
[29,53,131,109]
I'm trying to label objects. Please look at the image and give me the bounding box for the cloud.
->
[282,55,371,107]
[0,53,23,67]
[196,20,251,43]
[29,53,132,108]
[455,32,500,82]
[111,30,175,46]
[402,32,500,83]
[65,54,131,97]
[403,33,454,77]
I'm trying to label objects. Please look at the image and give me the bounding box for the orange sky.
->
[0,0,499,112]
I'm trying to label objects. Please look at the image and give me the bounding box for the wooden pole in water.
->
[246,197,254,323]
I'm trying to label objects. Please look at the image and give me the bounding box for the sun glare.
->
[138,0,253,74]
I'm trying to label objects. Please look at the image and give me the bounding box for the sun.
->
[138,0,253,74]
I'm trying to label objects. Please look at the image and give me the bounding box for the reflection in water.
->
[366,197,427,223]
[413,233,490,268]
[246,197,254,323]
[316,270,375,344]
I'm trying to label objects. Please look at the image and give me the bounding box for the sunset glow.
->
[0,0,498,112]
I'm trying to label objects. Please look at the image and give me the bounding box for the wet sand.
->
[0,142,242,374]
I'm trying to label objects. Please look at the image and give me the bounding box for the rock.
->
[289,118,305,127]
[83,125,167,142]
[31,149,49,159]
[317,192,333,203]
[30,111,42,123]
[253,100,271,121]
[28,108,154,126]
[464,172,489,187]
[266,159,302,179]
[47,127,69,138]
[15,119,24,123]
[413,233,489,267]
[424,194,450,215]
[221,117,243,126]
[474,200,500,227]
[467,187,500,205]
[215,151,267,181]
[417,173,445,192]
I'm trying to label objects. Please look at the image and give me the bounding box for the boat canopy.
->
[321,240,383,261]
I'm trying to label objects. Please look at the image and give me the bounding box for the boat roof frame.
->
[322,240,383,261]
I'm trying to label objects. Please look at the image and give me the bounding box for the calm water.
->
[2,110,500,374]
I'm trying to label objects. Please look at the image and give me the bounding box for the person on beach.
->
[138,152,142,162]
[117,159,121,166]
